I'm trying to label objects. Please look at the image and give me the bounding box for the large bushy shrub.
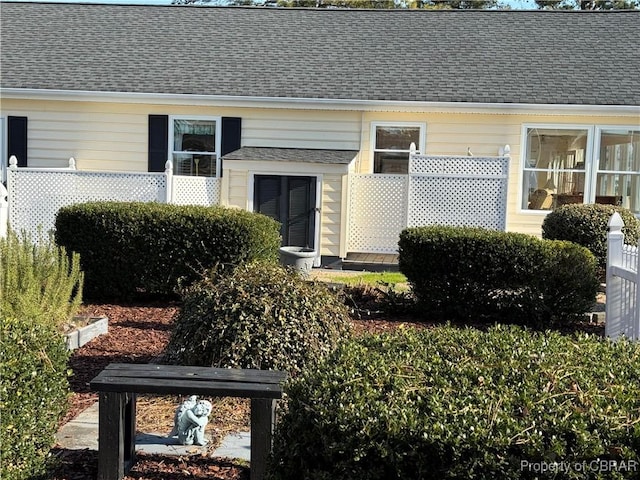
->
[166,262,351,375]
[0,232,81,479]
[55,201,281,299]
[542,204,640,276]
[1,230,83,328]
[398,226,598,327]
[268,326,640,480]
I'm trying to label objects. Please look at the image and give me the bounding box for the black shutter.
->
[221,117,241,156]
[7,116,28,167]
[148,115,168,172]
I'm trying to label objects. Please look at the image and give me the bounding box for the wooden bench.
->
[90,363,287,480]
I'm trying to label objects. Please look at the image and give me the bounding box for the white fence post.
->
[165,160,173,204]
[634,238,640,340]
[0,182,8,238]
[605,213,625,339]
[605,212,640,341]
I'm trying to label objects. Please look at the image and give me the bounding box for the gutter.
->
[1,88,639,117]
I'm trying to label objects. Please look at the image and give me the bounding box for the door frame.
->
[248,171,322,266]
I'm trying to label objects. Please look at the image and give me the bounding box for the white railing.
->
[346,151,510,254]
[606,212,640,341]
[2,157,221,239]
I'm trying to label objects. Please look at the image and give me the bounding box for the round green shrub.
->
[398,226,599,327]
[0,317,70,480]
[55,201,281,299]
[268,326,640,480]
[166,262,352,375]
[542,204,640,275]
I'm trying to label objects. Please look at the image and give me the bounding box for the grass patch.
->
[320,271,407,287]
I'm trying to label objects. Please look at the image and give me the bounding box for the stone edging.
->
[65,317,108,350]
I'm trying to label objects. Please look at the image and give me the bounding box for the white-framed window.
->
[521,125,639,214]
[371,123,425,174]
[169,116,221,177]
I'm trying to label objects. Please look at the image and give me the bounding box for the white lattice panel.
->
[408,176,507,230]
[347,175,408,253]
[8,169,166,238]
[410,155,509,177]
[347,156,510,253]
[171,175,221,206]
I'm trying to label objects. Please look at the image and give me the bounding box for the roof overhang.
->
[2,88,640,117]
[223,147,358,165]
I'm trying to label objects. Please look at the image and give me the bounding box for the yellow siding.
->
[242,109,361,150]
[226,170,248,210]
[320,174,345,257]
[2,95,637,252]
[0,99,361,170]
[358,111,639,236]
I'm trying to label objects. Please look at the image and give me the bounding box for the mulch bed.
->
[49,291,604,480]
[52,299,255,480]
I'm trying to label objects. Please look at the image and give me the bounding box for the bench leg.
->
[250,398,276,480]
[98,391,137,480]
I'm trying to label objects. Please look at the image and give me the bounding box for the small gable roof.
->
[223,147,357,164]
[1,2,639,106]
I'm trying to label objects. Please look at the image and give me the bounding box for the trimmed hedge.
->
[268,326,640,480]
[166,262,351,376]
[55,201,281,299]
[0,232,78,479]
[542,204,640,276]
[398,226,599,327]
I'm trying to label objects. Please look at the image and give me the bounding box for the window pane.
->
[595,173,640,212]
[173,153,216,177]
[524,128,588,170]
[173,120,216,152]
[374,151,409,174]
[524,172,587,210]
[599,129,640,172]
[522,127,588,210]
[375,127,420,151]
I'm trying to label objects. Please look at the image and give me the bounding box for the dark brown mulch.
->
[52,299,254,480]
[49,448,249,480]
[61,300,180,425]
[50,290,604,480]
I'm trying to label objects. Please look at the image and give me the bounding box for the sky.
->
[3,0,542,8]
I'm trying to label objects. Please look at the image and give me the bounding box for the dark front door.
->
[254,175,317,248]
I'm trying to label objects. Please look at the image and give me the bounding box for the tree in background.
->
[172,0,638,7]
[535,0,639,8]
[172,0,500,7]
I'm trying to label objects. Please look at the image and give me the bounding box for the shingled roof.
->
[1,1,638,106]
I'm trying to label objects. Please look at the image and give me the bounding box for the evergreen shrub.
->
[55,201,281,299]
[542,204,640,276]
[166,262,351,375]
[1,230,83,328]
[0,231,81,479]
[268,326,640,480]
[398,226,599,327]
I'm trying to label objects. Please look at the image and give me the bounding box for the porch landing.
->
[338,252,399,272]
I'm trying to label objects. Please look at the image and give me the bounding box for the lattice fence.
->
[172,175,222,206]
[347,174,408,253]
[347,155,509,254]
[408,155,509,230]
[5,165,222,239]
[606,213,640,341]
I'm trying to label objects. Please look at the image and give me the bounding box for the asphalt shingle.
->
[223,147,358,164]
[1,2,638,106]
